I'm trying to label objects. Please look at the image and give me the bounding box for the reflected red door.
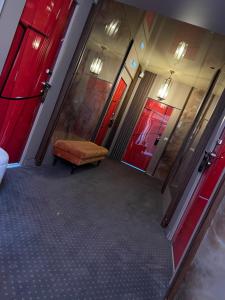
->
[123,98,173,171]
[172,128,225,268]
[0,0,74,163]
[95,78,127,145]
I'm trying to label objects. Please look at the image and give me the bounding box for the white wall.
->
[118,0,225,36]
[0,0,26,74]
[0,0,5,14]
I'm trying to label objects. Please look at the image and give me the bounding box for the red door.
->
[172,128,225,268]
[95,78,127,145]
[123,98,173,171]
[0,0,75,163]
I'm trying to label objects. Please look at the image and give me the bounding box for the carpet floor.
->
[0,159,172,300]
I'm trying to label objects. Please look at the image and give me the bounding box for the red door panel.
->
[0,26,25,130]
[0,26,25,90]
[173,128,225,268]
[0,0,74,163]
[123,98,173,171]
[95,78,127,145]
[21,0,73,37]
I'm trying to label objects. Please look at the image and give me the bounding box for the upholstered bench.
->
[0,148,9,184]
[53,140,108,173]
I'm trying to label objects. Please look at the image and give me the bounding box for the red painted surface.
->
[95,78,127,145]
[173,128,225,268]
[0,0,74,162]
[123,98,173,171]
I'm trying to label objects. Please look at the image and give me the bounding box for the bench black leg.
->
[71,165,77,174]
[53,156,58,166]
[96,160,101,167]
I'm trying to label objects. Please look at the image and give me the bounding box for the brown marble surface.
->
[157,88,204,181]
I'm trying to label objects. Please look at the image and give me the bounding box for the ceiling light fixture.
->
[90,57,103,75]
[157,71,174,101]
[90,46,107,76]
[105,19,120,37]
[174,41,188,61]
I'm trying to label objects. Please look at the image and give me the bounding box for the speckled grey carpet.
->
[0,159,172,300]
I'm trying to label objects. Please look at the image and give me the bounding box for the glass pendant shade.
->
[90,57,103,75]
[105,19,120,37]
[157,77,172,100]
[174,41,188,61]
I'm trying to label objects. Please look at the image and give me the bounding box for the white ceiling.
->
[144,15,225,91]
[86,0,225,93]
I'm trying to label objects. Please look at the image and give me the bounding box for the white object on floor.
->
[0,147,9,183]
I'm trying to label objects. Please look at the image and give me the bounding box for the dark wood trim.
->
[109,71,156,160]
[35,1,103,165]
[165,172,225,299]
[105,65,141,149]
[90,39,134,141]
[161,69,221,227]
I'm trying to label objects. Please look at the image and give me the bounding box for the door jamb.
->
[101,67,132,147]
[91,39,134,141]
[34,1,102,165]
[161,69,221,227]
[107,67,142,153]
[167,112,225,240]
[146,87,194,176]
[165,170,225,299]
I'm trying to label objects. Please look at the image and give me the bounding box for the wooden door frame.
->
[107,66,142,152]
[34,1,103,165]
[161,70,222,227]
[165,170,225,299]
[90,39,134,141]
[100,67,133,147]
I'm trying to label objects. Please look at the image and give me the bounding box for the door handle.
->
[198,151,216,173]
[108,119,114,128]
[41,82,51,103]
[154,137,160,146]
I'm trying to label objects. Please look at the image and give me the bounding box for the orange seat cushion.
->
[53,140,108,165]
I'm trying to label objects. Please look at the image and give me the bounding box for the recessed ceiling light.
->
[105,19,120,37]
[90,57,103,75]
[174,41,188,61]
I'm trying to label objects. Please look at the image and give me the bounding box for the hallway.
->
[0,160,172,300]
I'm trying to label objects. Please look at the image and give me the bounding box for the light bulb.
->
[157,77,172,100]
[174,41,188,61]
[90,57,103,75]
[105,19,120,37]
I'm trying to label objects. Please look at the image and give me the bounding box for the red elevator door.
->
[0,0,74,163]
[95,78,127,145]
[172,128,225,268]
[123,98,173,171]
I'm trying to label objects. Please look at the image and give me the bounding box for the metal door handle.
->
[41,82,51,103]
[108,119,114,128]
[198,151,216,173]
